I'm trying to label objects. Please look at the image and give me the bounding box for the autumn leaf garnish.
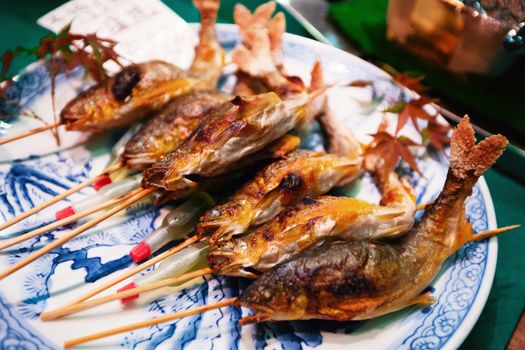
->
[422,117,451,152]
[380,63,430,94]
[393,73,429,94]
[385,97,438,134]
[365,126,422,183]
[0,23,123,120]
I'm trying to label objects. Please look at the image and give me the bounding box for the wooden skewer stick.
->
[474,224,520,241]
[63,235,203,307]
[0,188,140,251]
[41,267,212,321]
[0,122,61,146]
[0,188,153,281]
[64,297,236,348]
[0,161,124,232]
[416,202,432,211]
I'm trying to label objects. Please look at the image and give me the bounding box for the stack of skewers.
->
[0,1,519,348]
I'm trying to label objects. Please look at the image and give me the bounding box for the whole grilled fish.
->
[60,0,223,132]
[197,150,362,247]
[122,90,231,169]
[235,117,508,323]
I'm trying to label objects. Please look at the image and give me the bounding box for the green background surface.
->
[0,0,523,349]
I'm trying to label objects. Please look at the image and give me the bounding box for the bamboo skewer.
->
[0,189,139,251]
[0,188,153,280]
[41,267,212,321]
[63,297,236,348]
[473,225,520,240]
[0,122,61,146]
[0,161,124,232]
[62,235,203,307]
[60,224,519,348]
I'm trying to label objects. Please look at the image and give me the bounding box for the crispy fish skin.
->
[208,195,410,277]
[235,117,508,323]
[60,61,188,131]
[197,150,362,246]
[121,91,231,169]
[142,92,308,191]
[60,0,223,132]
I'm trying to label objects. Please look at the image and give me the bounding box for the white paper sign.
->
[37,0,197,70]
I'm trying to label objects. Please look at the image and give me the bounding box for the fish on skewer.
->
[235,117,509,323]
[60,0,224,132]
[208,169,415,276]
[197,149,363,247]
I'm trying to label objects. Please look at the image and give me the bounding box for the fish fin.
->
[450,116,507,180]
[377,224,410,238]
[408,292,435,307]
[264,134,300,158]
[375,208,406,220]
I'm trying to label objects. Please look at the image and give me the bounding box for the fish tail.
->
[449,116,507,182]
[190,0,224,84]
[193,0,220,41]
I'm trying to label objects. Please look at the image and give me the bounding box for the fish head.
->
[60,82,119,132]
[235,267,308,323]
[207,240,256,277]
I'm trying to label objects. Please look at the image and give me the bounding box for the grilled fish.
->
[197,150,362,247]
[60,0,223,132]
[121,90,231,169]
[235,117,508,323]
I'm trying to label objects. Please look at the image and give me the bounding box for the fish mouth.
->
[121,152,158,170]
[234,301,274,325]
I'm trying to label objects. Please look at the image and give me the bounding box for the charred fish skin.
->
[121,90,231,169]
[236,117,508,323]
[197,150,362,246]
[235,239,403,322]
[142,92,308,191]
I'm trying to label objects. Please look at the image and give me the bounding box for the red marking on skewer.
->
[92,175,112,191]
[130,242,152,263]
[117,282,139,304]
[55,206,75,221]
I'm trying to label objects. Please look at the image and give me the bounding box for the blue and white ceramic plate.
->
[0,24,497,350]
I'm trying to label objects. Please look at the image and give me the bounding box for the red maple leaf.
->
[365,129,422,183]
[385,97,438,134]
[0,24,123,120]
[394,73,430,94]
